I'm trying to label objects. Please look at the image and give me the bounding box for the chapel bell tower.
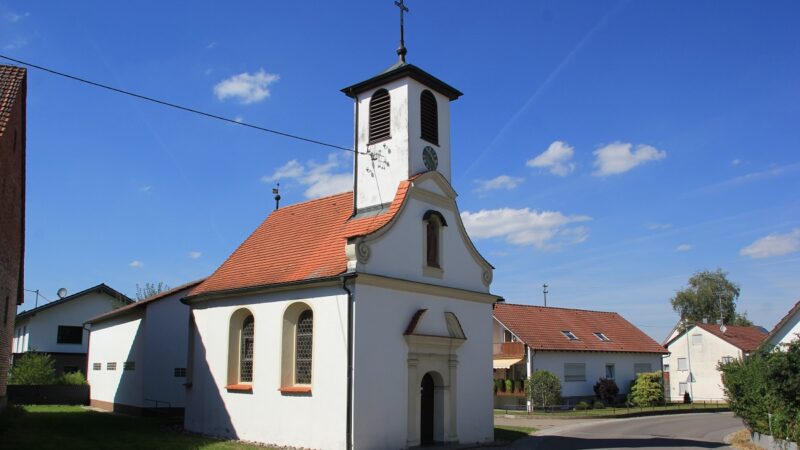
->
[341,2,462,213]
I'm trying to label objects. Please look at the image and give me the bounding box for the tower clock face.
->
[422,146,438,171]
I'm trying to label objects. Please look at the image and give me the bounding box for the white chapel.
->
[183,25,499,449]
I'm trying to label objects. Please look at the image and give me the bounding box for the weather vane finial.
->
[394,0,409,63]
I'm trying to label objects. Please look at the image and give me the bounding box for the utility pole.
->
[542,283,548,307]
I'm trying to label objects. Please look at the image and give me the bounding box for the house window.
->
[564,363,586,382]
[57,326,83,344]
[663,363,670,372]
[504,330,515,342]
[561,330,579,341]
[634,363,652,375]
[721,356,734,364]
[420,90,439,145]
[227,309,255,388]
[691,334,702,346]
[295,310,314,384]
[92,363,101,371]
[679,382,688,395]
[174,368,187,378]
[240,316,255,383]
[123,361,135,371]
[594,332,611,342]
[677,358,688,371]
[107,362,116,371]
[605,364,615,379]
[369,89,391,143]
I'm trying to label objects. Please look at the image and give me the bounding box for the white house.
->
[12,284,133,375]
[182,57,499,449]
[85,280,203,415]
[762,300,800,350]
[492,303,667,408]
[663,323,766,402]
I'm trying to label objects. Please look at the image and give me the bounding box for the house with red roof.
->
[663,322,766,402]
[762,299,800,350]
[492,303,667,408]
[0,64,26,411]
[181,56,499,448]
[85,280,203,415]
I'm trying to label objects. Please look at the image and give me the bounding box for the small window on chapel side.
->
[426,219,440,268]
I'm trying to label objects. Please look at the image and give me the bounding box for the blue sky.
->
[4,1,799,340]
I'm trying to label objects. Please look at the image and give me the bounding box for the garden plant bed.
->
[0,405,275,450]
[495,401,730,419]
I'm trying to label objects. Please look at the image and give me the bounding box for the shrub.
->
[61,371,87,385]
[495,379,504,393]
[525,370,561,410]
[593,378,619,404]
[9,352,57,385]
[575,401,590,410]
[505,379,513,393]
[514,379,524,393]
[683,391,692,404]
[721,340,800,444]
[629,371,664,407]
[593,400,605,409]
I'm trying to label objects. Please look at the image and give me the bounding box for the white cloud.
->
[139,185,153,193]
[699,163,800,193]
[214,69,279,104]
[475,175,524,192]
[731,159,741,166]
[261,153,352,199]
[188,251,202,259]
[3,11,28,23]
[592,142,666,176]
[740,229,800,259]
[129,260,143,268]
[234,116,244,123]
[461,207,591,250]
[647,223,673,230]
[206,41,217,49]
[675,244,692,252]
[3,37,27,50]
[527,141,576,176]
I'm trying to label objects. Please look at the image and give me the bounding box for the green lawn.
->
[495,402,730,418]
[494,425,537,442]
[0,405,272,450]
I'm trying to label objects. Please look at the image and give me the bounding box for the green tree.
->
[525,370,561,410]
[629,371,664,406]
[9,352,57,385]
[670,269,752,327]
[135,282,170,301]
[60,371,87,385]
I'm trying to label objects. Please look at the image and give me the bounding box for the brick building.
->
[0,65,26,411]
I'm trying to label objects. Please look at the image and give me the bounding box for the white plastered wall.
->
[87,313,145,408]
[351,282,493,449]
[664,326,742,402]
[183,286,348,450]
[142,290,191,407]
[765,310,800,349]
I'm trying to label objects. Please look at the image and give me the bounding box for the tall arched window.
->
[420,90,439,145]
[295,310,313,384]
[240,315,254,382]
[369,89,391,143]
[227,309,255,389]
[423,210,448,271]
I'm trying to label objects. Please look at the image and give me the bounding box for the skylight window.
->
[593,332,611,342]
[561,330,578,341]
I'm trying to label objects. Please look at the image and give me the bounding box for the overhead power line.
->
[0,54,359,154]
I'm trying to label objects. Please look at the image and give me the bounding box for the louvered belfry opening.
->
[369,88,391,143]
[420,90,438,145]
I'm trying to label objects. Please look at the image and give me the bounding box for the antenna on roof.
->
[543,283,549,307]
[272,183,281,211]
[57,288,68,299]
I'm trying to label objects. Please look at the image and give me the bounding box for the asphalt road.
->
[509,412,743,450]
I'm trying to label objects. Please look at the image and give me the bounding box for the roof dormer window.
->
[369,89,391,144]
[593,332,611,342]
[561,330,578,341]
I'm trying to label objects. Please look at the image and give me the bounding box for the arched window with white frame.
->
[227,309,255,390]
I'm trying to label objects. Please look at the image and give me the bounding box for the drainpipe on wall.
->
[341,274,357,450]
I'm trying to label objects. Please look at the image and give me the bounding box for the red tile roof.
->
[493,303,667,354]
[693,323,767,353]
[764,299,800,346]
[86,279,205,324]
[0,65,26,137]
[190,179,412,297]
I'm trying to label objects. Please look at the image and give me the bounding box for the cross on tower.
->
[394,0,409,62]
